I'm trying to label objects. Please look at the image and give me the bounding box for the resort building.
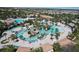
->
[4,18,14,26]
[27,14,36,20]
[40,15,53,19]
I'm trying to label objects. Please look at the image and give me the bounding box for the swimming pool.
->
[15,18,25,24]
[15,23,63,43]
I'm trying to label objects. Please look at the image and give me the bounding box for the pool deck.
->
[0,22,72,48]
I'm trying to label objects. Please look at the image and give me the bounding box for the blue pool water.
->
[16,24,61,43]
[15,18,24,24]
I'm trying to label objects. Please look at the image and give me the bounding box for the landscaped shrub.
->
[11,34,17,40]
[31,47,43,52]
[1,39,9,44]
[53,43,63,52]
[0,45,17,52]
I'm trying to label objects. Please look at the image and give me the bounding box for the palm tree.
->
[31,47,43,52]
[53,43,63,52]
[55,28,60,40]
[11,34,17,40]
[0,21,5,35]
[0,45,17,52]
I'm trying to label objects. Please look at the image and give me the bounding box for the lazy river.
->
[14,23,64,43]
